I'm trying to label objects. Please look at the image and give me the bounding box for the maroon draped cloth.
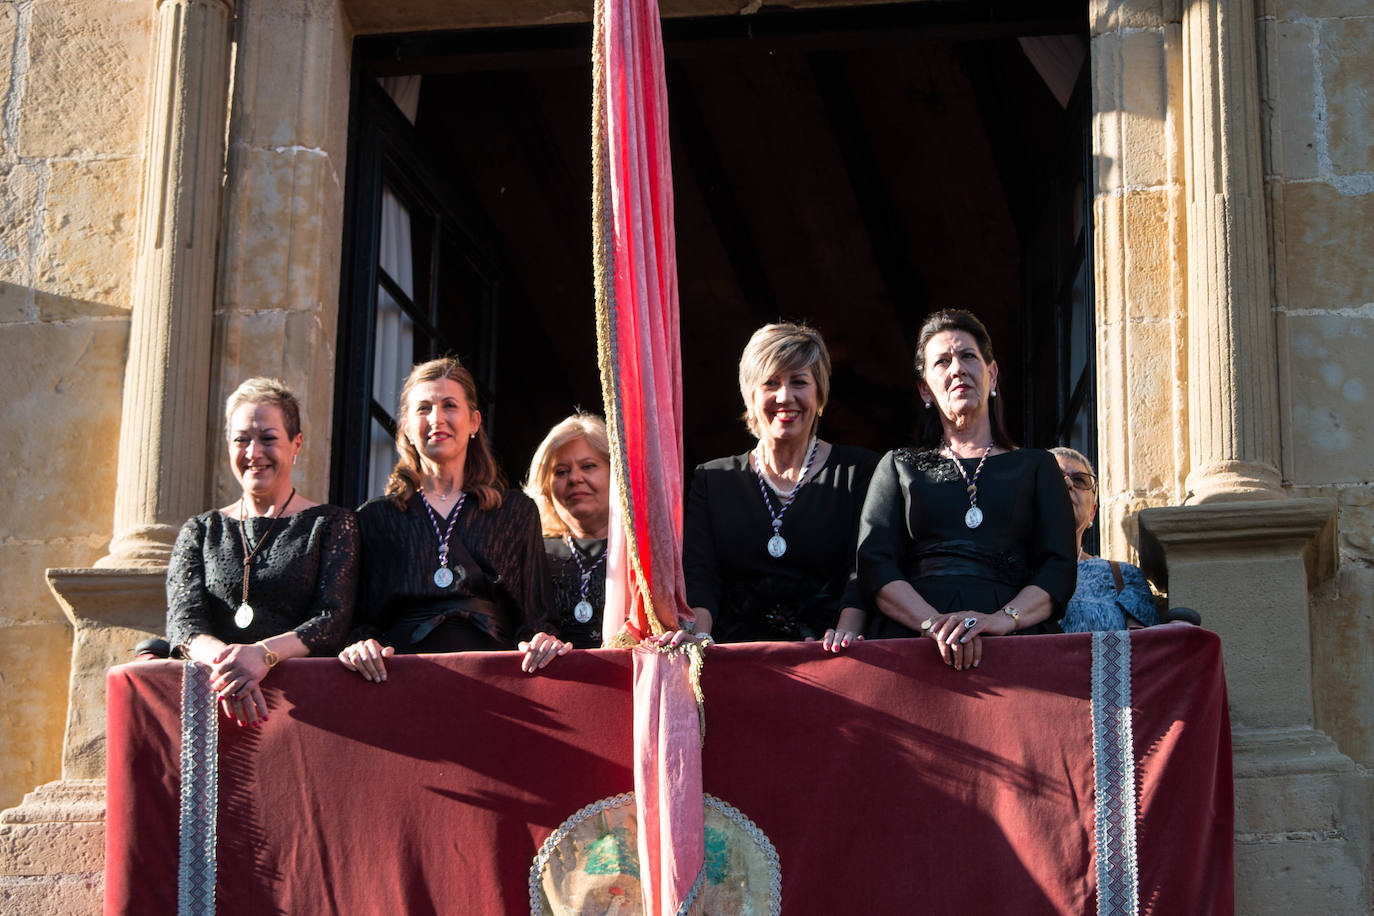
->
[104,626,1232,915]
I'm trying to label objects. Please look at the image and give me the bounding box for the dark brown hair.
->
[913,309,1016,451]
[385,358,505,510]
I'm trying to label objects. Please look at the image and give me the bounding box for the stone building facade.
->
[0,0,1370,912]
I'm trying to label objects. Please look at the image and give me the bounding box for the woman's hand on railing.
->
[519,632,572,673]
[338,638,394,683]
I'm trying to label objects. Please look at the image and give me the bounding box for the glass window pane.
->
[368,418,395,501]
[373,284,415,419]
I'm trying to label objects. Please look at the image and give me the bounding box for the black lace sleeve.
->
[165,515,212,652]
[292,508,361,654]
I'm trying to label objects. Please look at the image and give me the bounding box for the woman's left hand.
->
[219,684,269,727]
[928,609,1016,669]
[209,643,272,701]
[519,631,572,673]
[821,628,862,653]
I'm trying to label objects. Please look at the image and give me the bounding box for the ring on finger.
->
[963,616,978,630]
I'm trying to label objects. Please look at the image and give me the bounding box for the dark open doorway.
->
[334,1,1094,526]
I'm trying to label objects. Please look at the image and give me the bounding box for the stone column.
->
[1181,0,1284,502]
[97,0,235,568]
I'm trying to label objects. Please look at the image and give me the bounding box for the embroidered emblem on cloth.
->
[530,793,781,915]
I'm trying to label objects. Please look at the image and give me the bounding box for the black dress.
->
[856,447,1077,637]
[544,536,608,649]
[683,443,879,642]
[352,491,558,652]
[166,505,360,654]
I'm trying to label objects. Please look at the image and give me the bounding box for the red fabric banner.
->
[104,626,1233,915]
[593,0,688,644]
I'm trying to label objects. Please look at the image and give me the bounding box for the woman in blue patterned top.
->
[1051,447,1159,632]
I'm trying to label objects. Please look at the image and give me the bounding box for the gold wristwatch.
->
[257,642,280,668]
[1001,606,1021,630]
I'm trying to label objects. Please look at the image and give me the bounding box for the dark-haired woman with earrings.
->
[857,310,1077,671]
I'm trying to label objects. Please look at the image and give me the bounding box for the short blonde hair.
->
[1049,446,1095,478]
[737,322,832,438]
[224,377,301,440]
[523,413,611,537]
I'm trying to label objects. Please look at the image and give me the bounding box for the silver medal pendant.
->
[964,506,984,529]
[234,602,254,629]
[434,566,455,588]
[767,533,788,558]
[574,600,594,624]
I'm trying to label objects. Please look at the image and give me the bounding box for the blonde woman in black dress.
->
[857,310,1076,670]
[166,378,359,726]
[524,413,611,649]
[682,322,878,649]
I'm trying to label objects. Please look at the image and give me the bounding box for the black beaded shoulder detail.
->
[893,447,960,483]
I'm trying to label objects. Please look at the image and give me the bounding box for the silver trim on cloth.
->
[178,661,218,916]
[1092,630,1139,916]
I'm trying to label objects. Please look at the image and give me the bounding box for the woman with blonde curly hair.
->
[338,358,567,680]
[524,413,612,648]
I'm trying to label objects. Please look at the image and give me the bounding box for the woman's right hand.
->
[338,638,394,683]
[922,613,984,671]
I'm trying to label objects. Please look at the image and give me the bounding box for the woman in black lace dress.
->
[857,310,1077,671]
[682,322,878,648]
[166,378,359,726]
[337,358,565,682]
[524,414,610,649]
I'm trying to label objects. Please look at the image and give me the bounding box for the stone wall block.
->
[230,0,351,150]
[1335,486,1374,560]
[18,0,151,158]
[1319,16,1374,174]
[0,623,71,813]
[1260,20,1320,181]
[1124,321,1176,493]
[0,164,41,323]
[1234,835,1369,915]
[1311,562,1374,767]
[1286,313,1373,484]
[1280,182,1374,308]
[1088,0,1171,35]
[0,539,103,625]
[35,159,140,319]
[1269,0,1374,17]
[1118,29,1170,185]
[218,148,344,315]
[0,4,18,162]
[0,876,102,916]
[1091,29,1171,190]
[0,321,126,540]
[1121,189,1176,321]
[0,820,103,875]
